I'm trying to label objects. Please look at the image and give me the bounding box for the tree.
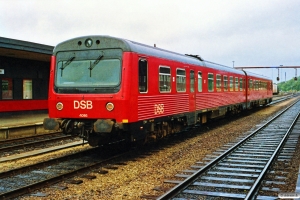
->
[277,76,300,92]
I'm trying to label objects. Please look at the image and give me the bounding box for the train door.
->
[189,70,196,124]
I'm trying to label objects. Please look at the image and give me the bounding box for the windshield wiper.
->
[89,54,103,77]
[60,56,75,76]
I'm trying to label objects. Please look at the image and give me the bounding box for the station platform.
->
[0,110,48,127]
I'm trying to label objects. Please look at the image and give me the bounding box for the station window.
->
[23,79,32,99]
[176,69,186,92]
[223,75,228,91]
[1,78,13,99]
[198,72,202,92]
[235,77,239,91]
[190,70,194,93]
[138,59,148,93]
[208,73,214,92]
[229,76,233,91]
[159,66,171,92]
[216,74,221,92]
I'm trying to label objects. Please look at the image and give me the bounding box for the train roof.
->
[54,35,270,79]
[243,70,272,81]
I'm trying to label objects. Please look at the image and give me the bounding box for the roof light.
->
[85,38,93,48]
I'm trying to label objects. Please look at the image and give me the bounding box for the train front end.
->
[44,36,132,146]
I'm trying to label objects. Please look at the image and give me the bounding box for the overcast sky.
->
[1,0,299,83]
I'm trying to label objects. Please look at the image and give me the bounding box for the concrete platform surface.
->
[0,110,48,127]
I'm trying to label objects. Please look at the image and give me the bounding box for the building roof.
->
[0,37,53,62]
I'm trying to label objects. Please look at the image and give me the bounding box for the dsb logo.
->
[74,100,93,109]
[154,104,164,115]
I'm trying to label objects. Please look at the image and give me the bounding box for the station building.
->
[0,37,53,113]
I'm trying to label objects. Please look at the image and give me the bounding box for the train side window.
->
[260,81,263,90]
[235,77,239,91]
[190,70,194,93]
[242,78,245,91]
[176,69,186,92]
[138,59,148,93]
[229,76,233,91]
[198,72,202,92]
[223,75,228,91]
[249,79,253,91]
[240,78,243,91]
[159,66,171,92]
[23,79,32,99]
[208,73,214,92]
[216,74,221,92]
[255,80,258,90]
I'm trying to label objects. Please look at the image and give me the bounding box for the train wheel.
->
[88,134,100,147]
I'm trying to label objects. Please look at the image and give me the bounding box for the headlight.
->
[106,102,114,111]
[56,102,63,110]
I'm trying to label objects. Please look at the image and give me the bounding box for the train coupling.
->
[93,119,114,133]
[43,118,60,131]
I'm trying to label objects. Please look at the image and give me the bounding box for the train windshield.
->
[56,59,120,86]
[55,57,121,93]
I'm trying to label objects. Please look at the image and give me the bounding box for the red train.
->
[44,36,273,146]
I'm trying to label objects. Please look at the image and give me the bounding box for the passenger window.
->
[176,69,186,92]
[208,73,214,92]
[254,80,258,90]
[230,76,233,91]
[216,74,221,92]
[159,66,171,92]
[198,72,202,92]
[249,79,253,91]
[190,70,194,93]
[241,78,245,91]
[259,81,262,90]
[223,75,228,91]
[138,59,148,93]
[235,77,239,91]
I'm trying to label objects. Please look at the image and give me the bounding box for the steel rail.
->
[0,147,92,179]
[245,107,300,199]
[0,150,130,199]
[0,134,74,153]
[157,98,299,200]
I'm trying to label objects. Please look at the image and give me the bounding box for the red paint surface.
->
[0,100,48,112]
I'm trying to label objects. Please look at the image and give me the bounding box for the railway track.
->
[157,98,300,199]
[0,132,76,155]
[0,133,84,162]
[269,94,295,105]
[0,96,297,199]
[0,144,130,199]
